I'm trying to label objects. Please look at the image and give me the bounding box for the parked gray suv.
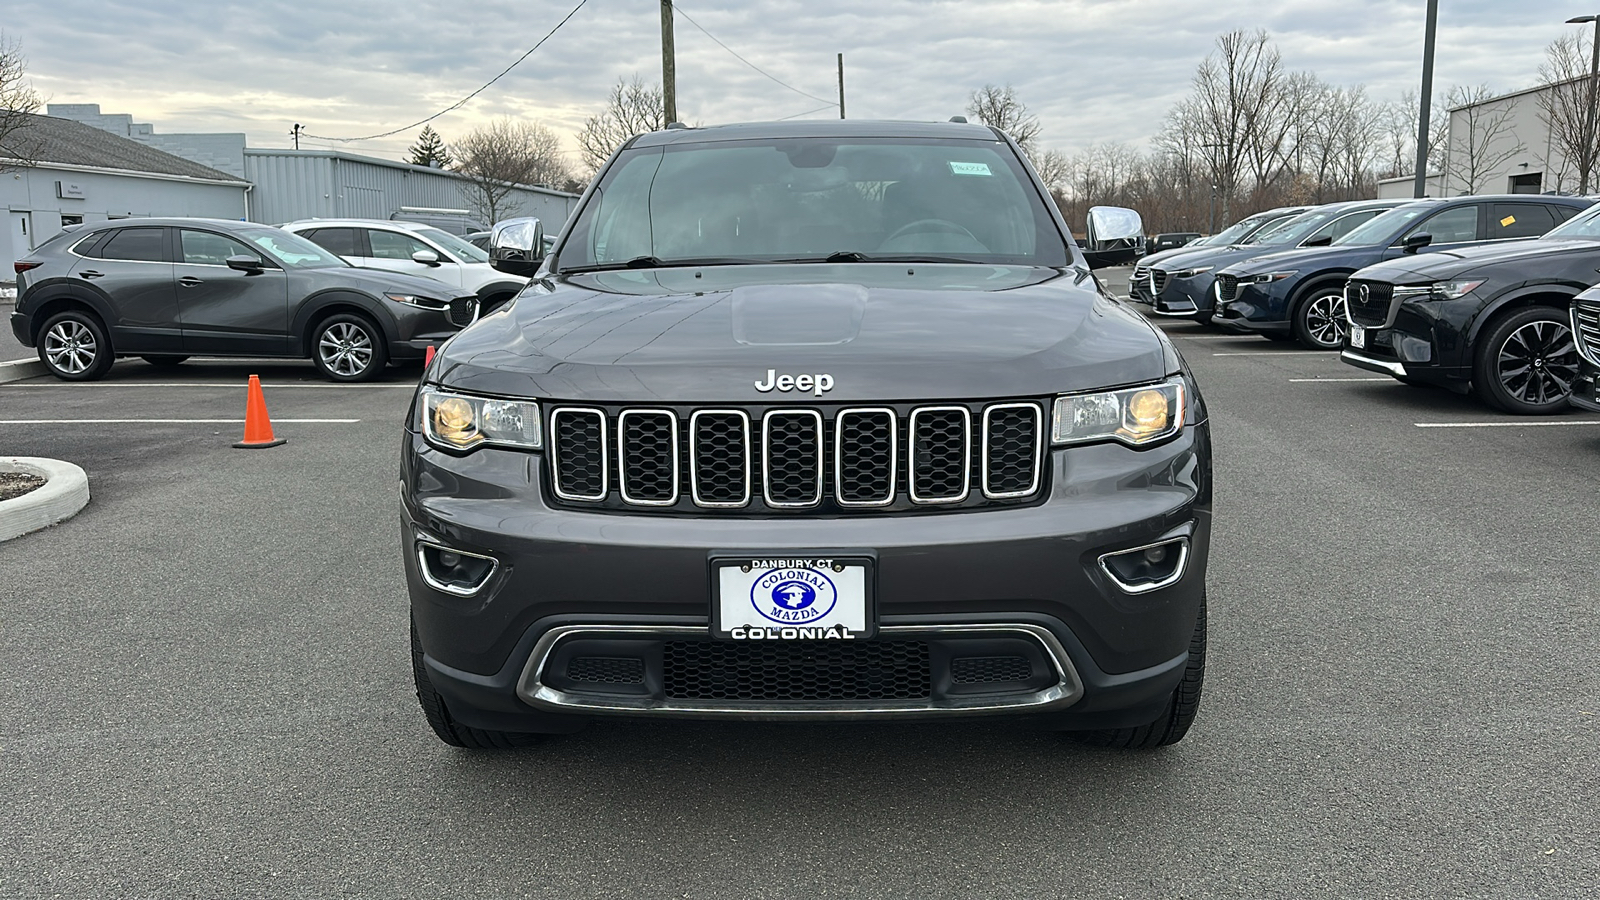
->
[10,218,480,381]
[405,120,1211,750]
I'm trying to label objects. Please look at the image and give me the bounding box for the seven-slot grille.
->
[546,401,1046,514]
[1345,279,1395,327]
[1571,299,1600,364]
[448,297,478,327]
[1215,273,1240,303]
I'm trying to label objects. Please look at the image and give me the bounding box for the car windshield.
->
[1206,214,1273,246]
[1248,208,1349,246]
[419,227,491,263]
[559,136,1068,271]
[1540,203,1600,240]
[1238,213,1304,245]
[241,228,349,268]
[1332,205,1433,246]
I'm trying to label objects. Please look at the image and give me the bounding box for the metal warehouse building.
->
[3,113,249,274]
[46,104,579,234]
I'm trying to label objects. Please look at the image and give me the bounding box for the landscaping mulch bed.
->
[0,472,45,502]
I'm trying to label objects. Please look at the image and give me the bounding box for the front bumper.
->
[403,423,1212,728]
[1149,274,1217,318]
[1212,281,1291,334]
[1572,358,1600,411]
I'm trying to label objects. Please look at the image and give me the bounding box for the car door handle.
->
[178,276,204,287]
[78,270,105,279]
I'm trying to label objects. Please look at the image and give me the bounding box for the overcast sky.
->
[6,0,1595,165]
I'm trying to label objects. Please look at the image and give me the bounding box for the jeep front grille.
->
[1215,274,1240,303]
[546,400,1047,515]
[1572,299,1600,364]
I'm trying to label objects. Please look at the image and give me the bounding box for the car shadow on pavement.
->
[61,358,425,384]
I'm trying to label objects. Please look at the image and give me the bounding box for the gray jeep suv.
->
[403,120,1212,749]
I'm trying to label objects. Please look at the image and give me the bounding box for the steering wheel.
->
[882,218,982,246]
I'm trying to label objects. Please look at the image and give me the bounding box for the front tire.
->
[311,313,387,382]
[1472,306,1579,415]
[1073,597,1206,750]
[411,619,543,749]
[38,310,115,381]
[1292,287,1349,349]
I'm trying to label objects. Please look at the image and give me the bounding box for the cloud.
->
[5,0,1592,163]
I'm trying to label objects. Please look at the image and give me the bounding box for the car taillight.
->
[14,261,41,274]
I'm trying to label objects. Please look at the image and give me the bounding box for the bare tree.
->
[1443,84,1525,194]
[0,33,43,171]
[1537,33,1598,193]
[966,84,1042,154]
[453,118,570,225]
[576,75,666,175]
[1183,29,1294,221]
[1031,148,1071,196]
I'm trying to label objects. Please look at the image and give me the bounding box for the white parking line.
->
[1212,351,1330,356]
[0,383,412,389]
[1289,377,1391,383]
[1414,420,1600,429]
[0,418,361,424]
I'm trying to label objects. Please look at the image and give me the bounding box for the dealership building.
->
[4,104,580,274]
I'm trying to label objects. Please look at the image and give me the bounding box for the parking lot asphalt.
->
[3,289,1599,898]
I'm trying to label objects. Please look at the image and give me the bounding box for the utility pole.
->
[1413,0,1438,198]
[290,123,303,150]
[838,53,846,119]
[661,0,678,124]
[1567,14,1600,193]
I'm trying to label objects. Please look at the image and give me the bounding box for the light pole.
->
[1414,0,1438,198]
[1568,14,1600,194]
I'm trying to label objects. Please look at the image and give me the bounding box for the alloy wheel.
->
[318,322,374,377]
[1496,320,1578,406]
[1303,293,1348,348]
[43,320,98,375]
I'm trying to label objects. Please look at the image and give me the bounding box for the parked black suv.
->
[1129,206,1308,304]
[1212,195,1592,349]
[404,120,1212,750]
[1341,201,1600,413]
[1142,199,1401,322]
[10,218,478,381]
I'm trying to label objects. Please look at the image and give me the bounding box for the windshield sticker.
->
[1499,215,1516,227]
[948,161,993,177]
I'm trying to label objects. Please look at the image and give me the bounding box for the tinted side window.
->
[1407,206,1479,243]
[1314,210,1380,242]
[98,227,167,262]
[1548,204,1583,224]
[367,229,432,260]
[301,227,362,257]
[73,231,113,258]
[1489,203,1555,239]
[180,230,261,266]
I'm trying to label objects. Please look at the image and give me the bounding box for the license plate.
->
[1349,323,1366,349]
[713,557,872,639]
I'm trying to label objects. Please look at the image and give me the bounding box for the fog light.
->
[417,541,498,596]
[1144,545,1168,565]
[1098,537,1189,594]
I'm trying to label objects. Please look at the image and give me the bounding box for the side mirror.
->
[1082,206,1145,269]
[225,254,265,274]
[411,249,441,267]
[1401,232,1433,254]
[1301,235,1334,248]
[489,217,545,278]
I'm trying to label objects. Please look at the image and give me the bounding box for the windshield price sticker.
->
[948,161,993,177]
[715,558,871,639]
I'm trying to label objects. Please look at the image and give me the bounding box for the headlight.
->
[1429,280,1484,300]
[1246,270,1297,284]
[385,292,450,310]
[1051,379,1186,448]
[420,388,542,452]
[1173,266,1213,278]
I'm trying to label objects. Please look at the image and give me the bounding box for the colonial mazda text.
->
[402,119,1212,750]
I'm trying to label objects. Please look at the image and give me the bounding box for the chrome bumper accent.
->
[516,623,1085,718]
[1340,349,1408,377]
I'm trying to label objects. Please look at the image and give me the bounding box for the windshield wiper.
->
[562,256,760,274]
[777,252,990,265]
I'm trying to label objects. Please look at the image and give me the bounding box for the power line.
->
[302,0,590,142]
[778,103,839,121]
[671,3,836,106]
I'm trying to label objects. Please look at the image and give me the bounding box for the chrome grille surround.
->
[617,409,679,507]
[1215,274,1239,303]
[981,402,1045,499]
[908,406,972,504]
[688,409,752,508]
[762,409,825,508]
[549,407,608,501]
[834,407,898,507]
[1571,300,1600,365]
[1152,269,1170,293]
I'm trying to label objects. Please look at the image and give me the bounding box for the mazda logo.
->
[1357,284,1370,304]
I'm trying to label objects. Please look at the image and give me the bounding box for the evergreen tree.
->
[407,126,453,168]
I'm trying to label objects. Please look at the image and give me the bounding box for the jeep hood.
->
[432,264,1173,403]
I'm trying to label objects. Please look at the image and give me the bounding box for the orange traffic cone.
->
[233,374,286,449]
[424,344,436,366]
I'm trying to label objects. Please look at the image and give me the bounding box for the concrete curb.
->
[0,457,90,543]
[1,356,47,384]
